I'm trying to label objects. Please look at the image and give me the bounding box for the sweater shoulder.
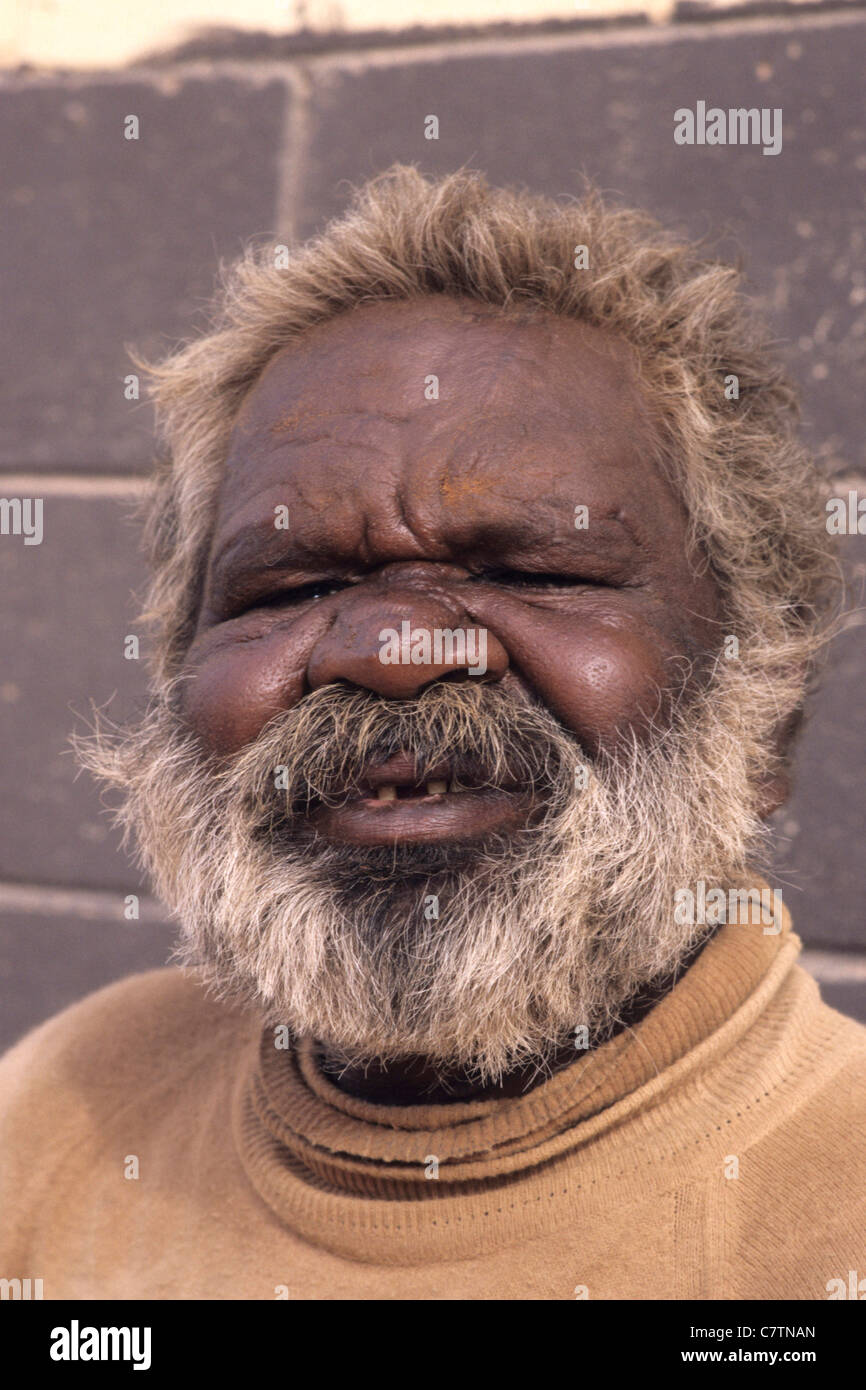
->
[790,973,866,1112]
[0,969,259,1274]
[751,975,866,1187]
[726,984,866,1295]
[0,967,253,1132]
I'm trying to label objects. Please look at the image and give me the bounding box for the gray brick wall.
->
[1,5,864,1050]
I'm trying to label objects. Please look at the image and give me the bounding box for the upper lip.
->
[361,755,453,793]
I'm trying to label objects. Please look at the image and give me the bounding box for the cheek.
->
[536,629,673,752]
[463,593,685,755]
[180,611,330,756]
[181,642,302,755]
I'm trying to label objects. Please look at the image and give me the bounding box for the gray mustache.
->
[223,682,581,816]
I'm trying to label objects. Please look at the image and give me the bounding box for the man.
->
[1,165,863,1300]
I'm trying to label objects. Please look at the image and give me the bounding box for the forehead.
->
[214,296,675,550]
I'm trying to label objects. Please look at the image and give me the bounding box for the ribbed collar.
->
[232,895,801,1262]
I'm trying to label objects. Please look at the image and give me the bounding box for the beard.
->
[77,664,771,1086]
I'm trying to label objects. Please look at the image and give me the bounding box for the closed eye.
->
[249,578,353,610]
[472,568,610,589]
[233,568,609,619]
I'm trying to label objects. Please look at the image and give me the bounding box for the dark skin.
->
[180,295,789,1103]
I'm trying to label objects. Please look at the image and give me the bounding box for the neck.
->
[315,939,712,1106]
[317,1044,577,1105]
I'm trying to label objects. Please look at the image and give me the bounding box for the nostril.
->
[436,669,474,684]
[302,671,352,698]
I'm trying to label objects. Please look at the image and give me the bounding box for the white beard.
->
[78,666,769,1085]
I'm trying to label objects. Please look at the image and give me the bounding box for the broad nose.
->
[307,581,509,698]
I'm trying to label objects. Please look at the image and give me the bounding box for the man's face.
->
[182,296,721,830]
[116,297,768,1083]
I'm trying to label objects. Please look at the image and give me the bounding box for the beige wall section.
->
[0,0,776,70]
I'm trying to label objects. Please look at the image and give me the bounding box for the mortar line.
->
[0,880,170,923]
[276,65,313,244]
[0,474,152,496]
[801,949,866,984]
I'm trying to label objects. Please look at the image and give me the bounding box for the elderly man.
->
[1,165,863,1301]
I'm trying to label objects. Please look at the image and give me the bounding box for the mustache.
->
[217,680,588,823]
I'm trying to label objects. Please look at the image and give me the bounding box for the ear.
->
[754,707,804,820]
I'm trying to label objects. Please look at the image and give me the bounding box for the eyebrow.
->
[206,524,341,611]
[210,525,305,581]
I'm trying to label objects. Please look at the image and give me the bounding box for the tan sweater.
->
[1,909,864,1300]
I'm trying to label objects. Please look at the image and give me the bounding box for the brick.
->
[0,493,151,889]
[0,74,285,471]
[0,905,175,1054]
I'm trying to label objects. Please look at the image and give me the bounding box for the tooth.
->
[426,780,448,795]
[448,781,459,794]
[376,784,397,801]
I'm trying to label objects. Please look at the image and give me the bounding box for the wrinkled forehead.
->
[213,296,680,549]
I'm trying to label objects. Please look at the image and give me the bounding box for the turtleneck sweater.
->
[1,904,864,1299]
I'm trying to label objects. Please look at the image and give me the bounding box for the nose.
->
[307,578,509,698]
